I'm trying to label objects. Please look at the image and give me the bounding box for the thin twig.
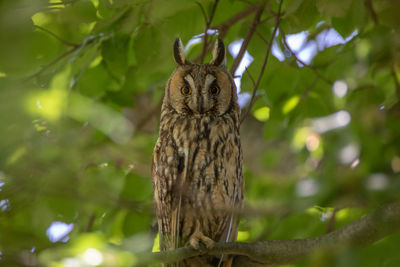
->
[85,213,96,232]
[259,16,274,25]
[364,0,379,24]
[279,27,333,85]
[24,46,79,82]
[208,0,219,27]
[245,67,256,88]
[212,5,258,38]
[194,5,258,63]
[255,30,269,45]
[24,35,101,82]
[326,208,337,233]
[198,0,220,63]
[195,1,208,25]
[230,3,265,75]
[240,0,283,124]
[391,63,400,99]
[35,25,79,47]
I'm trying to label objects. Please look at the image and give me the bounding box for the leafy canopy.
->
[0,0,399,266]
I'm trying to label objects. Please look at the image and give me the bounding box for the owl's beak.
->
[197,96,204,114]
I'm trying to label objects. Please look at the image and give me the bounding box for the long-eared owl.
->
[152,38,243,266]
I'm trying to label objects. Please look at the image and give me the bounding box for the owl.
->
[152,38,243,267]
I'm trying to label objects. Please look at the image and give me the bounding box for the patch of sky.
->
[184,29,219,53]
[46,221,74,243]
[184,25,357,108]
[228,39,253,107]
[272,24,358,66]
[0,199,10,211]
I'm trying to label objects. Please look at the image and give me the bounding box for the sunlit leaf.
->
[282,95,300,114]
[253,106,271,121]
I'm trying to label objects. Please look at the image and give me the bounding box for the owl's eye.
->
[181,85,192,95]
[209,85,220,95]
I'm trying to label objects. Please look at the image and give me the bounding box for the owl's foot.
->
[188,231,215,250]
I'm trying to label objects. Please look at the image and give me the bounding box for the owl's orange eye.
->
[209,85,220,95]
[181,85,191,95]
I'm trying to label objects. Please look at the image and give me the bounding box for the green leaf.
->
[374,0,400,28]
[91,6,131,34]
[120,173,152,202]
[101,35,130,80]
[316,0,352,17]
[282,0,305,17]
[282,0,321,33]
[332,0,368,37]
[77,63,111,97]
[122,212,151,236]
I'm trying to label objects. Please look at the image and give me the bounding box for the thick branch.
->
[135,202,400,266]
[240,0,282,124]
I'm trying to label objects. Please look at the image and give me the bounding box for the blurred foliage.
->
[0,0,400,266]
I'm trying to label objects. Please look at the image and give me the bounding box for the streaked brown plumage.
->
[152,38,243,266]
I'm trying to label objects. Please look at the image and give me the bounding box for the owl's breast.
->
[167,115,241,207]
[154,111,243,244]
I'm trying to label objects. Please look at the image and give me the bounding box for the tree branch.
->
[24,34,104,82]
[35,25,79,47]
[198,0,220,63]
[212,5,258,38]
[230,3,265,75]
[364,0,379,24]
[193,5,258,63]
[391,63,400,99]
[134,202,400,266]
[239,0,282,124]
[279,26,333,85]
[24,45,79,82]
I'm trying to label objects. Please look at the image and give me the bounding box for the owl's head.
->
[165,38,238,116]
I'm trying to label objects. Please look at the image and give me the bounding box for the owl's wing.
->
[216,171,243,267]
[152,142,186,252]
[152,147,173,251]
[219,158,244,244]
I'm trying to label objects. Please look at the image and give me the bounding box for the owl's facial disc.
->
[184,73,217,114]
[168,65,234,116]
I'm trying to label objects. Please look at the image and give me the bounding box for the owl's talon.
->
[188,232,215,250]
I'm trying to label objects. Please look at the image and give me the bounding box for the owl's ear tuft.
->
[210,38,225,66]
[173,38,186,65]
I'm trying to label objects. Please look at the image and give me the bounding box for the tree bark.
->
[134,202,400,266]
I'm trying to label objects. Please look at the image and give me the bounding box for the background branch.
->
[24,34,103,82]
[198,0,220,63]
[364,0,379,24]
[391,63,400,99]
[35,25,79,47]
[279,27,333,85]
[230,3,265,75]
[135,201,400,266]
[194,5,257,62]
[240,0,282,124]
[212,5,258,38]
